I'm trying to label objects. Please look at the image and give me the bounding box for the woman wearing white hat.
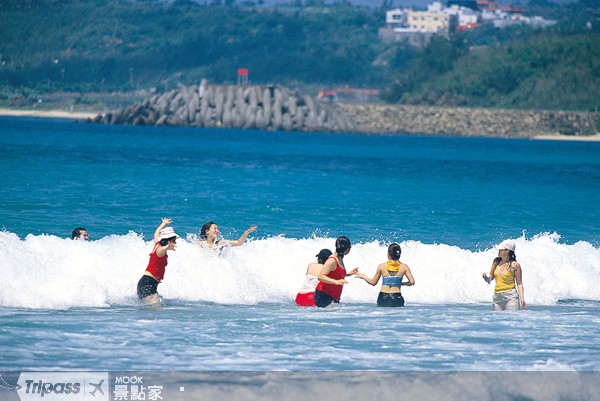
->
[482,240,526,311]
[137,218,180,304]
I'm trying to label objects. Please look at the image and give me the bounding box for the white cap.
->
[497,240,516,252]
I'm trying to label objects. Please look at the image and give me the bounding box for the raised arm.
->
[229,225,257,247]
[153,218,172,243]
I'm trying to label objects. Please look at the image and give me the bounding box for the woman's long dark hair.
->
[335,236,351,258]
[200,221,216,240]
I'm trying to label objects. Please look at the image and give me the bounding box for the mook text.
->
[114,376,144,384]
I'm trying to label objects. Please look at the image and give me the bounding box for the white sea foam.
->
[0,231,598,309]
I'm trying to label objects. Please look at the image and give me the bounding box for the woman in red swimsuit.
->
[314,236,358,308]
[137,218,179,304]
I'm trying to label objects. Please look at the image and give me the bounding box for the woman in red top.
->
[137,218,179,304]
[314,236,358,308]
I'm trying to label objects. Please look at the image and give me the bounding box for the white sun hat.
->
[158,227,180,241]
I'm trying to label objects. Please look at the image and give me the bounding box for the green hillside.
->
[384,32,600,111]
[0,0,386,91]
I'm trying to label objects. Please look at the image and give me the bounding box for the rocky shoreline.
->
[88,82,598,138]
[336,104,598,138]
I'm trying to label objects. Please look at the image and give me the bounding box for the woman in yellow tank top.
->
[482,240,526,311]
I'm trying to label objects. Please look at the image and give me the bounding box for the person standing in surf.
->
[295,248,333,307]
[482,240,526,311]
[198,221,257,255]
[355,242,415,307]
[137,218,180,304]
[314,236,359,308]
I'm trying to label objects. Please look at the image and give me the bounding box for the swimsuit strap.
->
[327,255,342,268]
[150,242,160,255]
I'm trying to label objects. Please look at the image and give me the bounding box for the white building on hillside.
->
[386,8,406,26]
[380,0,555,44]
[482,9,557,29]
[445,5,479,28]
[381,1,479,37]
[408,7,450,33]
[385,2,450,34]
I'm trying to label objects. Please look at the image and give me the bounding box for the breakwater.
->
[91,81,357,133]
[90,82,597,137]
[336,104,598,137]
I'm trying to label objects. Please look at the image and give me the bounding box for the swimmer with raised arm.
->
[198,221,257,254]
[137,218,179,304]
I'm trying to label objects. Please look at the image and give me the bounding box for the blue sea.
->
[1,116,599,400]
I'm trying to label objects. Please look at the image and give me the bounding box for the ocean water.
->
[1,116,600,399]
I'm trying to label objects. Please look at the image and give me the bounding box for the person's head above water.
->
[388,243,401,261]
[496,240,517,261]
[315,249,333,264]
[335,236,351,257]
[71,227,88,241]
[158,226,179,246]
[200,221,217,240]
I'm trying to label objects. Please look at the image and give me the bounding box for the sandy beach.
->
[0,107,97,120]
[533,134,600,141]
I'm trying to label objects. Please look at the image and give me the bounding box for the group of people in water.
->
[295,237,416,308]
[73,219,526,311]
[135,218,256,305]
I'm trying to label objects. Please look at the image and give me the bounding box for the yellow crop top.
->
[494,263,515,293]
